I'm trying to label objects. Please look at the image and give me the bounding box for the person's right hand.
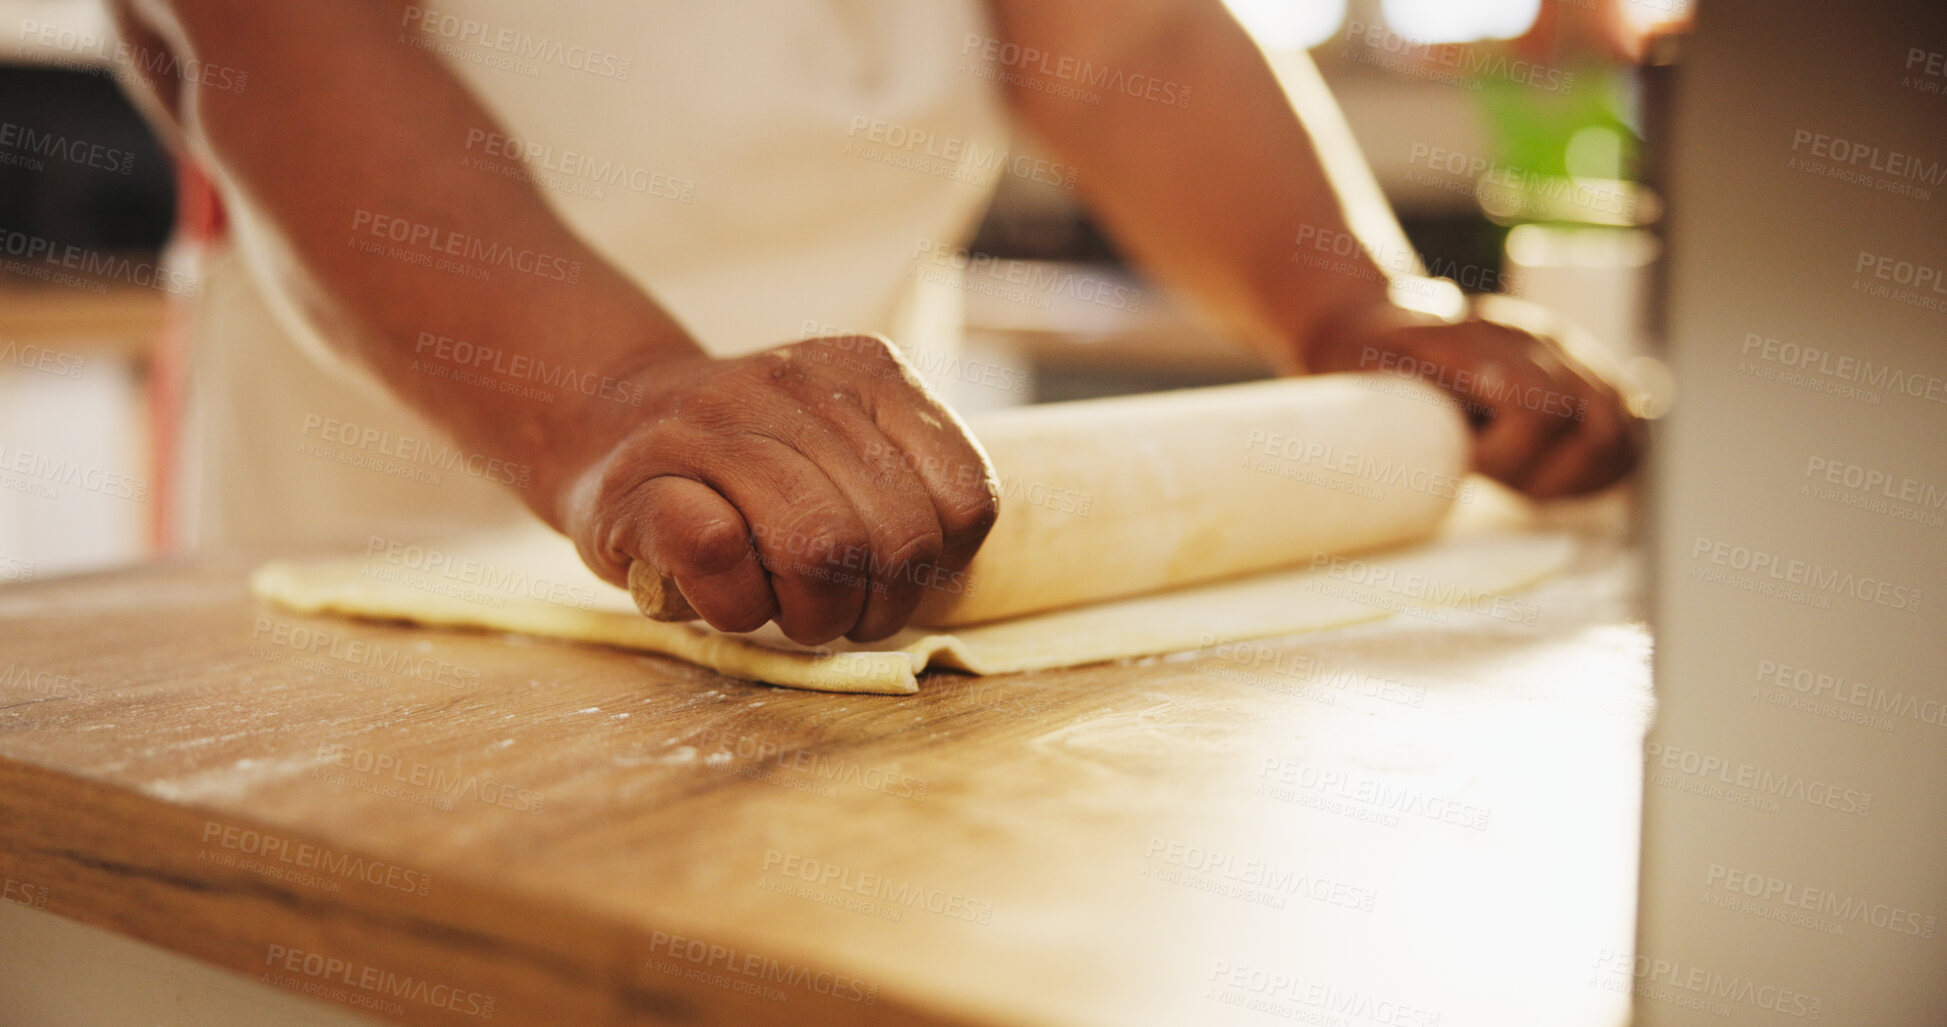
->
[557,335,999,645]
[1302,298,1643,499]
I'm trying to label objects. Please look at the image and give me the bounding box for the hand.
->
[556,336,999,644]
[1302,297,1644,498]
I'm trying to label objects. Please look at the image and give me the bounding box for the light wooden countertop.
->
[0,530,1648,1027]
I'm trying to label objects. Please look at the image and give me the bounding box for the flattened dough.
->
[250,493,1575,695]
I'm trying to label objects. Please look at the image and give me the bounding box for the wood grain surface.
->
[0,530,1649,1027]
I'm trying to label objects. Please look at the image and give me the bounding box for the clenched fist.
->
[555,336,999,645]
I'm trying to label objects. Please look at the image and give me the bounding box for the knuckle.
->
[802,524,871,563]
[681,388,767,435]
[937,481,1000,539]
[767,511,871,581]
[882,528,945,571]
[679,516,752,576]
[595,439,675,512]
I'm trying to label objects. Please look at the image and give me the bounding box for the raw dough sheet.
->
[251,489,1574,695]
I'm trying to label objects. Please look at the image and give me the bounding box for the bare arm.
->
[986,0,1639,497]
[113,0,694,496]
[981,0,1395,358]
[112,0,999,643]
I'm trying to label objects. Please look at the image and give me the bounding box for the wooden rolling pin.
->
[631,373,1469,629]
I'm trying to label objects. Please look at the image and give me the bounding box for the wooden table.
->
[0,533,1649,1027]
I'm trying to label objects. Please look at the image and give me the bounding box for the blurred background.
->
[0,0,1685,577]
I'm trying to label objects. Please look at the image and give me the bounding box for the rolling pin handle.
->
[627,560,700,622]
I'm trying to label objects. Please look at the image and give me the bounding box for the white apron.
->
[182,0,1009,551]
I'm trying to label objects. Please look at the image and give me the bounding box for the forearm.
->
[987,1,1640,497]
[988,0,1406,367]
[113,0,699,519]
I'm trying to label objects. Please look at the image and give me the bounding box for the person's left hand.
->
[1301,298,1644,499]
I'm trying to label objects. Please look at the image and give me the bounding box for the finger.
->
[1517,381,1615,498]
[628,476,777,633]
[867,375,1000,577]
[707,443,872,646]
[1516,339,1642,495]
[796,416,946,642]
[1524,379,1641,497]
[1579,363,1647,482]
[1469,365,1579,486]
